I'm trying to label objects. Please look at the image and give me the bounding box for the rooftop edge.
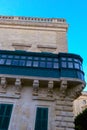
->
[0,15,66,24]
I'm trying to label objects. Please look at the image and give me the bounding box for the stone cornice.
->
[0,15,68,30]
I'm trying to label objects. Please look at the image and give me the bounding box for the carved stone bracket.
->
[33,80,39,96]
[47,81,53,97]
[0,77,7,93]
[15,78,22,94]
[68,83,85,100]
[59,80,67,98]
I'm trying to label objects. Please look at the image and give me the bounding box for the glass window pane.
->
[61,57,66,60]
[8,55,13,58]
[33,61,38,67]
[40,57,46,61]
[61,62,67,68]
[21,56,26,59]
[12,60,19,66]
[68,62,73,68]
[74,63,79,69]
[47,58,52,61]
[40,62,46,68]
[53,63,59,69]
[6,59,12,65]
[0,59,5,64]
[54,58,58,62]
[26,61,32,67]
[74,59,79,62]
[68,58,72,61]
[46,62,52,68]
[80,65,83,71]
[19,60,25,66]
[34,57,39,60]
[27,56,32,60]
[1,55,7,58]
[14,55,20,59]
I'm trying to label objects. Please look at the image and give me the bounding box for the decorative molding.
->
[32,80,39,96]
[0,16,68,30]
[68,83,84,99]
[0,15,66,23]
[37,44,57,49]
[12,43,32,47]
[47,81,54,97]
[59,80,67,98]
[33,96,55,101]
[0,77,7,93]
[0,93,21,99]
[15,78,22,94]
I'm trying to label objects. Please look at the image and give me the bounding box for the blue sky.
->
[0,0,87,90]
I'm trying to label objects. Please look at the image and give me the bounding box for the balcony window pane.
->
[26,61,32,67]
[40,62,46,68]
[1,55,7,58]
[34,57,39,60]
[19,60,25,66]
[14,55,20,59]
[74,63,79,69]
[47,58,52,61]
[0,59,5,64]
[40,57,46,61]
[68,58,72,61]
[33,61,38,67]
[79,60,82,64]
[21,56,26,59]
[53,63,59,69]
[6,59,12,65]
[80,65,83,71]
[61,57,66,61]
[74,59,79,62]
[27,56,33,60]
[68,62,73,68]
[61,62,67,68]
[47,62,52,68]
[54,58,58,62]
[12,60,19,66]
[8,55,13,58]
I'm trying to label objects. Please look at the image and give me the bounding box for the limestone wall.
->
[0,77,80,130]
[0,17,68,53]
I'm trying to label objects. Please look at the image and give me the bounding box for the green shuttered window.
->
[35,107,48,130]
[0,104,13,130]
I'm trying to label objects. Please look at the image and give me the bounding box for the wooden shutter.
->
[0,104,13,130]
[35,107,48,130]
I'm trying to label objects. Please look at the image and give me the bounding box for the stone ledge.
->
[0,93,21,99]
[55,116,74,122]
[56,127,65,130]
[56,111,74,117]
[56,100,73,106]
[32,96,55,101]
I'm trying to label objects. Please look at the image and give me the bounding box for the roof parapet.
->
[0,15,66,24]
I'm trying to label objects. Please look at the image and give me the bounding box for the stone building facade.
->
[73,91,87,116]
[0,16,86,130]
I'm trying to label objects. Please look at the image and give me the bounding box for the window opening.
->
[35,107,48,130]
[0,104,13,130]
